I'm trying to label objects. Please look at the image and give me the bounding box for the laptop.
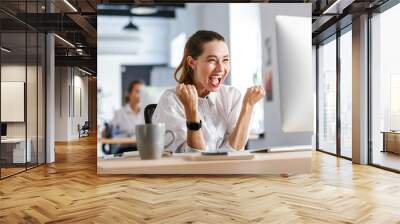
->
[247,148,271,153]
[185,151,254,161]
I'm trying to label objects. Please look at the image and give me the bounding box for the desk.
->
[100,137,136,145]
[102,135,258,145]
[1,138,31,163]
[101,134,259,145]
[382,131,400,154]
[97,148,312,175]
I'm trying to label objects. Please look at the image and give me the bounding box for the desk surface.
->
[101,134,260,145]
[100,137,136,145]
[97,149,312,175]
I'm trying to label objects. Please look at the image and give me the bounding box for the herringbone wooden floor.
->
[1,135,400,224]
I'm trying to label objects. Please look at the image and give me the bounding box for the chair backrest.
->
[144,104,157,124]
[82,121,90,129]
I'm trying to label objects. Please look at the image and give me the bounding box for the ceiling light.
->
[76,43,85,48]
[54,34,75,48]
[323,0,354,15]
[1,47,11,53]
[78,67,92,76]
[124,17,139,31]
[130,7,158,15]
[63,0,78,12]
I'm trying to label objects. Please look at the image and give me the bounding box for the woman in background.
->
[152,30,265,152]
[111,80,144,136]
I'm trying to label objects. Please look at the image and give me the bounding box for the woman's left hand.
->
[243,86,265,108]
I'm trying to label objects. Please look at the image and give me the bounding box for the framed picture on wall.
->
[1,81,25,122]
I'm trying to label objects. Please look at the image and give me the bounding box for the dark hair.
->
[125,80,143,103]
[128,80,143,93]
[174,30,225,84]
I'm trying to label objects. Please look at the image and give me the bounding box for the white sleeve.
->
[110,110,121,128]
[219,88,246,151]
[225,89,243,137]
[152,90,205,153]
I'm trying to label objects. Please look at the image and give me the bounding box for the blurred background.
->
[97,3,265,131]
[97,3,314,156]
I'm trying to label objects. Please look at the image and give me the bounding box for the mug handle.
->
[102,143,112,155]
[164,129,175,149]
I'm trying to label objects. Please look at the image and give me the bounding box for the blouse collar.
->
[203,91,217,106]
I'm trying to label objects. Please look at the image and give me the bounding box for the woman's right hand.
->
[176,84,199,121]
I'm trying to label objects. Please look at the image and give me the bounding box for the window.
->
[390,74,400,130]
[229,4,264,134]
[371,3,400,171]
[340,28,352,158]
[318,37,337,154]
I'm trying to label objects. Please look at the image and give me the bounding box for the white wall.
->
[54,67,89,141]
[1,65,37,138]
[55,67,68,141]
[197,4,230,46]
[168,4,200,67]
[72,74,89,138]
[249,3,313,148]
[2,64,46,163]
[312,45,317,149]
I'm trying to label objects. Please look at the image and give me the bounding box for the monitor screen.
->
[1,123,7,137]
[275,15,313,133]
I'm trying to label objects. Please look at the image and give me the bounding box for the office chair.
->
[144,104,157,124]
[78,121,90,138]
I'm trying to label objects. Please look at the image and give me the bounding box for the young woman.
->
[152,30,265,152]
[111,80,144,136]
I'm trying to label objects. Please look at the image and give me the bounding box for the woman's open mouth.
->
[208,75,222,88]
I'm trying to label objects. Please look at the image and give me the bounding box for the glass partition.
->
[27,31,38,169]
[0,13,28,177]
[0,1,46,179]
[318,36,337,155]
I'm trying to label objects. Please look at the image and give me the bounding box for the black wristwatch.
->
[186,120,202,131]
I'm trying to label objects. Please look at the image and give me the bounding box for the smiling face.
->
[187,40,230,96]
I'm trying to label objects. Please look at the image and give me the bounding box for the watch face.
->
[187,120,202,131]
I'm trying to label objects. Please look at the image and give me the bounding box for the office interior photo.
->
[0,0,97,180]
[1,0,400,223]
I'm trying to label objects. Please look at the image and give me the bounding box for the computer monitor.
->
[1,123,7,137]
[275,15,313,133]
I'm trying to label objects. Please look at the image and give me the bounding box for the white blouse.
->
[111,104,144,136]
[152,85,245,153]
